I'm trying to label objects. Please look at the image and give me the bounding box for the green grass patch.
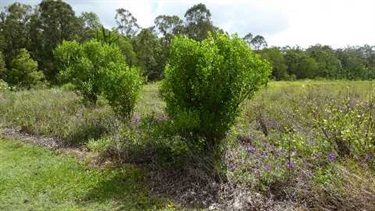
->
[136,82,165,117]
[0,138,174,210]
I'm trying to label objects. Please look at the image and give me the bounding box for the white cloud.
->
[115,0,155,28]
[264,0,375,48]
[151,0,288,37]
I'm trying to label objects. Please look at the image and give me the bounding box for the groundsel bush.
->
[161,33,271,149]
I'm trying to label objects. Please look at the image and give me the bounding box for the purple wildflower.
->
[229,164,236,171]
[365,154,372,161]
[246,143,256,154]
[314,153,320,159]
[288,161,295,169]
[328,153,336,161]
[265,165,272,171]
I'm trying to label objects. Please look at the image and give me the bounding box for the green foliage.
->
[115,8,140,38]
[184,3,214,41]
[153,15,184,81]
[36,0,85,82]
[1,0,374,83]
[134,28,165,81]
[80,11,102,30]
[78,11,103,42]
[336,47,369,80]
[307,44,342,79]
[115,33,138,67]
[161,33,271,142]
[54,39,142,119]
[86,136,112,152]
[94,28,137,67]
[0,52,6,79]
[0,79,9,92]
[7,49,44,89]
[285,48,319,79]
[154,15,184,40]
[257,45,375,81]
[102,62,143,120]
[0,3,33,66]
[243,33,268,50]
[55,40,99,103]
[259,47,288,80]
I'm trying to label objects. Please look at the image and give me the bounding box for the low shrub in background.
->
[7,49,45,90]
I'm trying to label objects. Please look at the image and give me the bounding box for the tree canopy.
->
[0,1,374,84]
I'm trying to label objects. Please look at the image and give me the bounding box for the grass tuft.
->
[0,138,173,210]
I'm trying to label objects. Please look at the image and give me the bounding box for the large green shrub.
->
[7,49,45,89]
[54,39,142,119]
[161,33,271,145]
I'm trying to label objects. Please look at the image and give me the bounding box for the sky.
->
[1,0,374,48]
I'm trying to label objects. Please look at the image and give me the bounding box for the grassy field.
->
[1,80,375,210]
[230,80,375,209]
[0,138,173,211]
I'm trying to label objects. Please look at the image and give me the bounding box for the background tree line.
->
[0,0,374,89]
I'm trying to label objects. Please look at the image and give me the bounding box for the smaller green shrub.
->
[55,40,118,104]
[102,63,143,120]
[7,49,45,89]
[0,79,10,92]
[55,40,143,120]
[60,83,76,91]
[86,137,112,152]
